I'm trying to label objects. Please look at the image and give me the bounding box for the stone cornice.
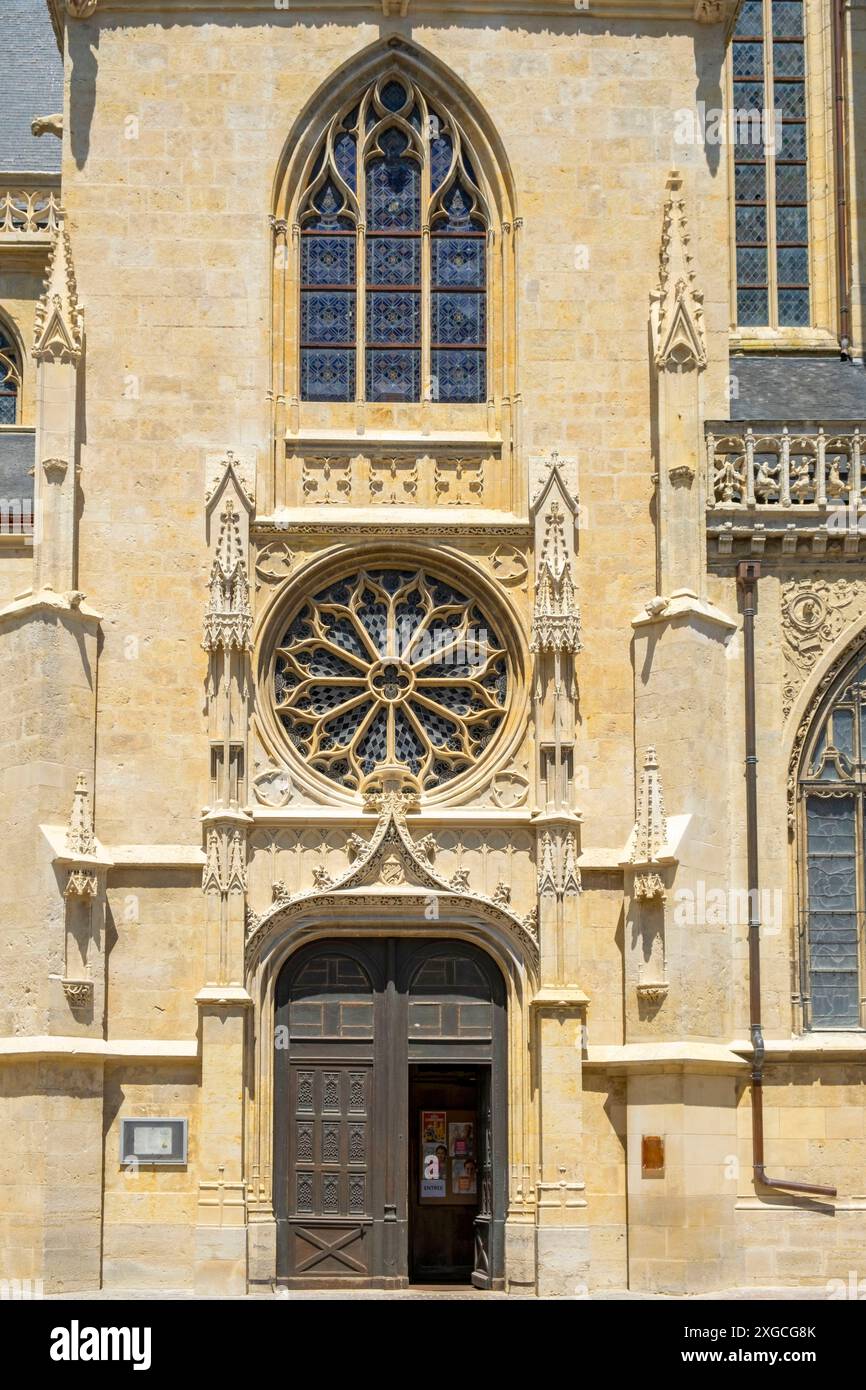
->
[47,0,741,46]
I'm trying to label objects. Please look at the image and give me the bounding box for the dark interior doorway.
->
[409,1065,484,1284]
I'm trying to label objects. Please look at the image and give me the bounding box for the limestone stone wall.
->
[102,1063,201,1291]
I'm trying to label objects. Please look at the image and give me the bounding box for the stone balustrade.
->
[0,188,61,238]
[706,421,866,559]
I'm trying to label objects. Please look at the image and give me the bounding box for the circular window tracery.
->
[272,568,509,792]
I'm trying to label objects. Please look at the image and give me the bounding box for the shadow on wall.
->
[69,22,99,170]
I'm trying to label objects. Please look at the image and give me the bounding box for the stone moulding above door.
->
[244,781,540,969]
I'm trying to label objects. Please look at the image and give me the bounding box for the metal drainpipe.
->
[737,561,837,1198]
[833,0,852,358]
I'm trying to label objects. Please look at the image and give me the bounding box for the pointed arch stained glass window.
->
[799,656,866,1028]
[0,325,21,425]
[298,73,488,404]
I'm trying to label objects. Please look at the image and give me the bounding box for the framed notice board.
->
[418,1108,477,1206]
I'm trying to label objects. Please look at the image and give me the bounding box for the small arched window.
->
[799,654,866,1028]
[0,322,21,425]
[298,71,488,405]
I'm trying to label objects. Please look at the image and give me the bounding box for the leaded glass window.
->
[799,658,866,1028]
[298,73,488,404]
[731,0,810,328]
[272,567,508,792]
[0,325,21,425]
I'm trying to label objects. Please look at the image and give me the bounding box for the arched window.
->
[798,653,866,1028]
[298,71,488,405]
[0,321,21,425]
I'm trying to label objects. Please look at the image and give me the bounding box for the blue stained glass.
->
[772,0,803,37]
[736,205,767,242]
[806,796,860,1026]
[0,393,16,424]
[737,245,768,286]
[778,121,807,159]
[430,134,453,191]
[776,204,808,242]
[737,287,769,324]
[778,288,810,325]
[432,292,485,345]
[367,147,420,231]
[367,237,420,286]
[367,291,420,345]
[431,350,485,403]
[775,163,807,202]
[301,348,355,402]
[777,245,809,284]
[309,179,352,231]
[776,81,806,117]
[432,237,485,288]
[334,132,357,190]
[302,236,355,286]
[366,349,420,403]
[773,41,805,76]
[442,182,476,228]
[301,292,355,345]
[732,41,764,78]
[735,162,766,201]
[735,0,764,33]
[381,80,408,112]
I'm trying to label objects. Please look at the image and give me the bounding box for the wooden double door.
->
[274,938,507,1288]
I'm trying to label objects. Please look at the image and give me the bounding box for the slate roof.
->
[0,0,63,175]
[729,355,866,421]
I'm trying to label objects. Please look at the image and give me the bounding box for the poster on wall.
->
[452,1158,478,1195]
[418,1108,479,1206]
[448,1121,474,1158]
[421,1111,446,1144]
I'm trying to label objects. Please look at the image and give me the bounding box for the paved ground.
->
[39,1285,836,1301]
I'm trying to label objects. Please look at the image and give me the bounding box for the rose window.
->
[273,569,509,791]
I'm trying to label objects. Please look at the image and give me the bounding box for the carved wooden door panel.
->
[276,945,385,1282]
[287,1062,375,1278]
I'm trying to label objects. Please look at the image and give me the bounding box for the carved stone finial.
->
[651,170,706,370]
[361,766,420,821]
[629,747,668,865]
[66,773,96,857]
[65,0,98,18]
[33,221,83,364]
[530,455,582,656]
[202,497,253,652]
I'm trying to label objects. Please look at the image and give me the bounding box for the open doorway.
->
[408,1065,486,1284]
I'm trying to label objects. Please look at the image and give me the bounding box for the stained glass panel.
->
[430,133,453,191]
[300,349,355,403]
[736,206,767,242]
[367,132,420,231]
[273,569,508,790]
[432,237,485,288]
[431,350,485,403]
[366,292,420,346]
[806,797,860,1026]
[432,293,485,346]
[334,132,357,190]
[777,288,810,326]
[302,236,355,287]
[366,349,420,402]
[367,237,420,286]
[737,288,769,324]
[301,291,355,345]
